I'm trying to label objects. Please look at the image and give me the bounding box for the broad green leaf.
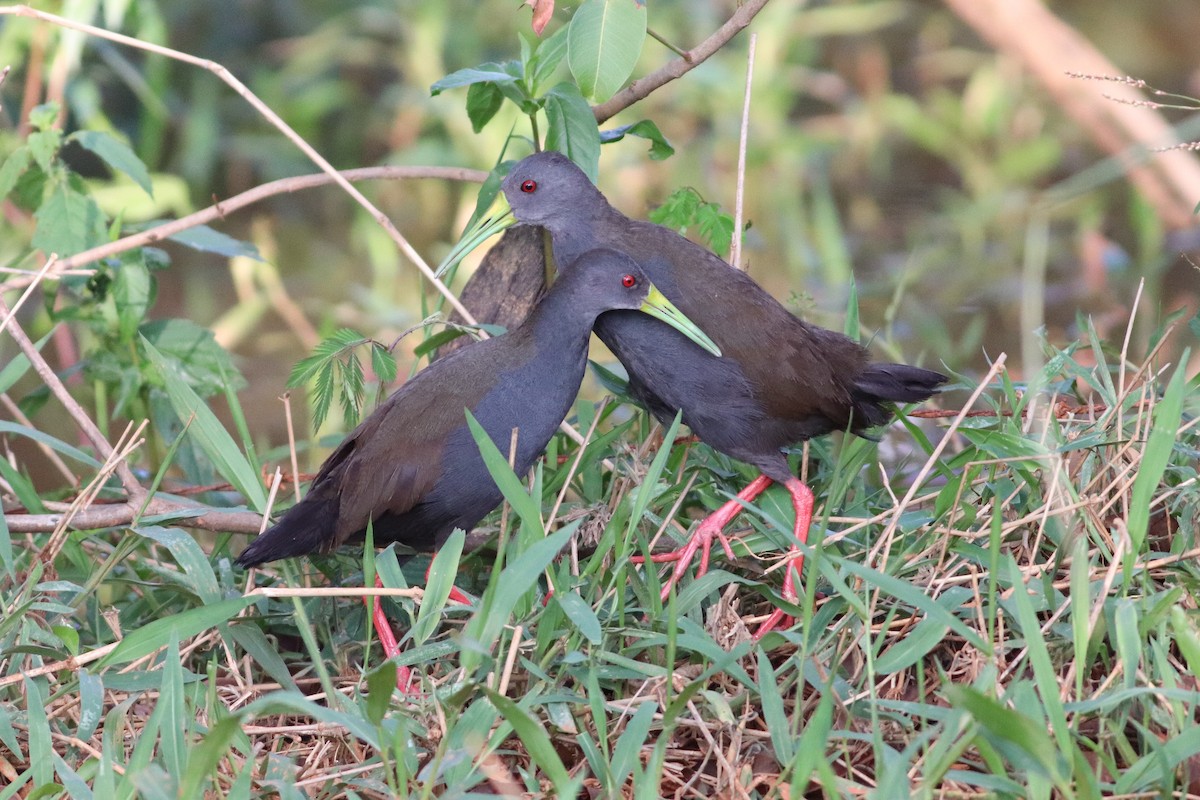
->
[756,650,794,763]
[167,224,262,260]
[154,636,187,778]
[412,528,465,645]
[466,81,504,132]
[365,661,397,726]
[947,684,1066,784]
[32,179,108,258]
[244,690,379,748]
[468,522,578,660]
[51,754,93,800]
[76,670,104,741]
[141,336,266,511]
[25,679,53,786]
[0,147,31,198]
[463,409,545,532]
[544,83,601,182]
[28,129,60,173]
[70,130,153,195]
[568,0,647,103]
[874,616,949,674]
[528,26,570,94]
[140,318,246,396]
[431,66,520,95]
[599,119,675,160]
[611,699,656,787]
[114,254,153,343]
[228,624,298,691]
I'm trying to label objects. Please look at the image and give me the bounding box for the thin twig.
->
[730,33,756,269]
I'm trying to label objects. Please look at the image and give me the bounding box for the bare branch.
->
[5,165,488,290]
[592,0,771,124]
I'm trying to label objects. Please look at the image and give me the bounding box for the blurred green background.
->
[2,0,1199,468]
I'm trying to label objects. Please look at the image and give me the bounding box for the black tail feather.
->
[235,497,338,567]
[851,363,947,429]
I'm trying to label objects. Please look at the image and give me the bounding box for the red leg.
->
[751,477,813,640]
[367,575,416,694]
[366,562,476,695]
[636,474,775,601]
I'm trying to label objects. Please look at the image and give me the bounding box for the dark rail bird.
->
[501,152,946,638]
[237,248,721,685]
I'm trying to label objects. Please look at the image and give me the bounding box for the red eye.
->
[520,179,537,193]
[621,274,637,288]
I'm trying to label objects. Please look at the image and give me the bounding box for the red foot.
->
[639,475,774,601]
[751,477,813,640]
[633,472,815,641]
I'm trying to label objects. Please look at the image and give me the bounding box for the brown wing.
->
[619,220,869,427]
[308,338,518,548]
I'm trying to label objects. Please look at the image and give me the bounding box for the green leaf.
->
[114,254,153,343]
[484,689,573,790]
[873,616,949,674]
[528,26,570,94]
[141,336,267,511]
[555,590,602,644]
[32,179,108,258]
[140,318,246,397]
[948,684,1067,785]
[412,528,465,645]
[28,129,61,173]
[69,130,154,195]
[463,408,545,533]
[154,636,187,778]
[28,102,59,132]
[431,65,520,95]
[0,147,32,198]
[544,82,601,182]
[365,661,397,726]
[600,119,675,160]
[466,81,504,133]
[167,224,262,260]
[567,0,647,103]
[137,526,222,603]
[611,699,657,786]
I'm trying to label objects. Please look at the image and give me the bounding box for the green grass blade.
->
[141,335,268,512]
[1127,353,1187,563]
[484,688,573,791]
[96,597,252,668]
